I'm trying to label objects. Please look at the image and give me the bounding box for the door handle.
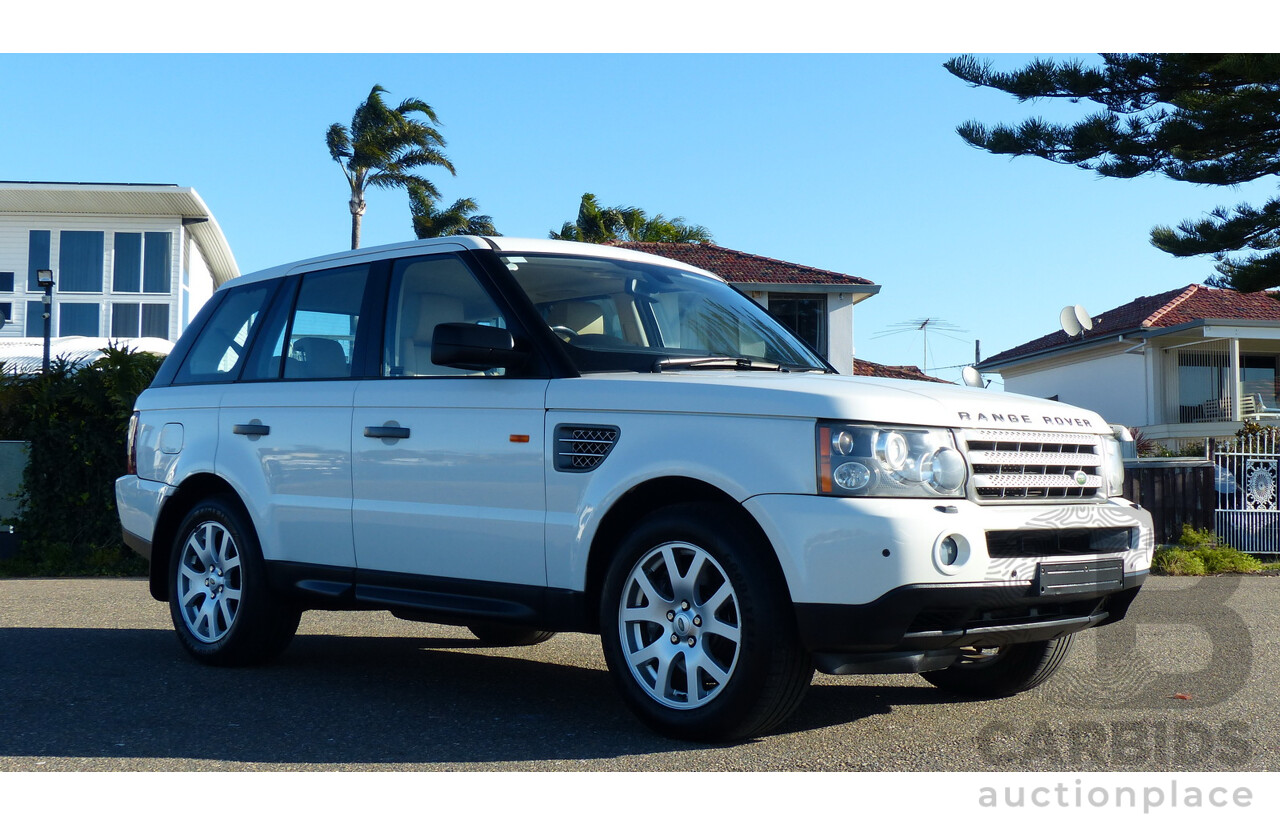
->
[232,423,270,436]
[364,425,411,440]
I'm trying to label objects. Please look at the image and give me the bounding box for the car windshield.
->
[501,253,829,374]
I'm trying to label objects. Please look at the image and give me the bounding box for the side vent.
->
[555,424,620,473]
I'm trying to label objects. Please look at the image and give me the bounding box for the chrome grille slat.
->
[967,450,1103,468]
[961,428,1104,502]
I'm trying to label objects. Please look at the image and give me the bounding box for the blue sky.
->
[4,20,1275,384]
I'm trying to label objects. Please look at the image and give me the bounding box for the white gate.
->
[1214,429,1280,553]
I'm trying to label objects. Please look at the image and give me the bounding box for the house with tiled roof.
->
[977,284,1280,444]
[612,242,881,376]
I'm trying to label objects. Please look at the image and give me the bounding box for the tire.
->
[467,623,558,646]
[598,504,813,741]
[921,635,1074,697]
[168,497,300,667]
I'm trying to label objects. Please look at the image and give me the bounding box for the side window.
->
[173,281,278,384]
[383,255,508,377]
[243,264,370,381]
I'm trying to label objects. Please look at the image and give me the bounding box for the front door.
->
[350,252,548,586]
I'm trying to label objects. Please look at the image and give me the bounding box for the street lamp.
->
[36,269,54,373]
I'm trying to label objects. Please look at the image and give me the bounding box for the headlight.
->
[1100,432,1127,497]
[818,422,967,497]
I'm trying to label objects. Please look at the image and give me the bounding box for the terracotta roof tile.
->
[980,285,1280,368]
[612,242,874,287]
[852,358,951,383]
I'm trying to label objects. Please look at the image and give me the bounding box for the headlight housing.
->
[818,422,967,497]
[1100,431,1127,497]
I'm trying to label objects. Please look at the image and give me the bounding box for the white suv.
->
[117,237,1152,741]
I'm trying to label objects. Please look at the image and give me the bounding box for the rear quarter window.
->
[172,280,279,385]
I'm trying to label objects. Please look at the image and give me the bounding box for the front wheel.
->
[169,497,300,666]
[599,504,812,741]
[921,636,1074,697]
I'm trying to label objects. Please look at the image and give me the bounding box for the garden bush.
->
[0,346,162,576]
[1152,524,1262,575]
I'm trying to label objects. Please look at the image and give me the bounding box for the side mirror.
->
[431,322,528,371]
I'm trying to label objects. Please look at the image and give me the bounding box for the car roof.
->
[222,236,723,289]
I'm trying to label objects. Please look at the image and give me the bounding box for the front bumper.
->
[743,493,1152,656]
[796,570,1146,655]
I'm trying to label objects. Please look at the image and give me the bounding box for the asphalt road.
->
[1,575,1277,772]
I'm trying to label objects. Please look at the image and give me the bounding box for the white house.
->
[0,181,239,348]
[614,242,881,376]
[977,284,1280,446]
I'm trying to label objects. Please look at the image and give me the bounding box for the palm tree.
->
[550,193,712,244]
[326,85,455,249]
[408,185,500,238]
[550,193,635,243]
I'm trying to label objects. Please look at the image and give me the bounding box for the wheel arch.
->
[582,476,788,633]
[149,473,249,601]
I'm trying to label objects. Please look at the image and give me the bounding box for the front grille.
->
[986,528,1135,558]
[961,429,1104,501]
[554,424,620,472]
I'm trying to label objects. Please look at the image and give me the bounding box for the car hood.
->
[545,372,1112,435]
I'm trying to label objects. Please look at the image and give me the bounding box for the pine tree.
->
[945,54,1280,291]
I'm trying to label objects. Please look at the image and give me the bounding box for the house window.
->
[768,292,827,355]
[142,305,169,338]
[27,230,50,291]
[1242,354,1278,409]
[113,233,143,292]
[58,231,105,293]
[111,304,139,337]
[59,303,99,337]
[1177,349,1229,422]
[144,232,172,293]
[111,303,171,339]
[0,303,11,327]
[25,301,43,337]
[0,272,14,292]
[112,232,171,294]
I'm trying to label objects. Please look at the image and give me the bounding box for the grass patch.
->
[1152,525,1263,575]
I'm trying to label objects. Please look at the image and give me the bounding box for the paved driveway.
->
[0,575,1277,771]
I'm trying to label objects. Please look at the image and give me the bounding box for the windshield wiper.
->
[651,356,787,373]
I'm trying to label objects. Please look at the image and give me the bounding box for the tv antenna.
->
[873,317,969,373]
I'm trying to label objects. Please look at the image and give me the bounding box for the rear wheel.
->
[467,623,557,646]
[599,504,812,741]
[921,636,1074,697]
[169,497,300,666]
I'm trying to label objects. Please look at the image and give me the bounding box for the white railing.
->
[1214,429,1280,553]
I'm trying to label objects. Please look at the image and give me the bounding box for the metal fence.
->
[1214,429,1280,554]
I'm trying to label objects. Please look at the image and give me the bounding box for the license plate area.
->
[1035,558,1125,596]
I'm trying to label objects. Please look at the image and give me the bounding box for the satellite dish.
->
[1059,306,1082,337]
[961,366,984,388]
[1074,304,1093,332]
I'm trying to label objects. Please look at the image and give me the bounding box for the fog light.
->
[940,536,959,566]
[933,533,968,574]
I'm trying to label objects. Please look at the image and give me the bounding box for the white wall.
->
[1000,349,1149,427]
[828,292,855,375]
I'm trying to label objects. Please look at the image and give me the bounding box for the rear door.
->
[215,264,374,569]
